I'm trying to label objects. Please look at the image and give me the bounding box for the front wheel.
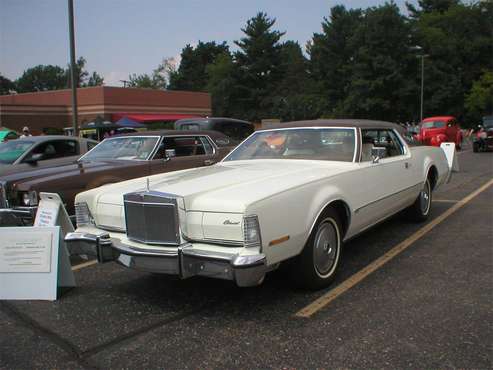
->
[407,178,432,222]
[292,209,342,290]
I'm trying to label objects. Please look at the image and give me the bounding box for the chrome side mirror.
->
[371,147,387,164]
[164,149,176,161]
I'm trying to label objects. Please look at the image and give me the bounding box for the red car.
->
[417,116,462,149]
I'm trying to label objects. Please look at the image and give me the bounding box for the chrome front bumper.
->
[65,232,268,287]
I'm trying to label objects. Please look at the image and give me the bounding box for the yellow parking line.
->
[295,178,493,318]
[433,199,459,203]
[71,259,98,271]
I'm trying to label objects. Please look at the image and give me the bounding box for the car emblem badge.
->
[223,220,240,225]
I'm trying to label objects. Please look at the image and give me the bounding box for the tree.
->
[15,65,66,92]
[308,5,363,114]
[206,52,237,116]
[465,70,493,124]
[233,12,286,121]
[273,41,323,121]
[0,74,16,95]
[411,1,493,119]
[65,57,104,87]
[341,3,416,121]
[406,0,460,18]
[87,71,104,87]
[128,58,175,89]
[168,41,229,91]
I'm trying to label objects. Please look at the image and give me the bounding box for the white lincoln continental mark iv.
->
[66,120,453,289]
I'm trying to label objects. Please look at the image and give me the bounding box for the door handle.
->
[204,159,215,166]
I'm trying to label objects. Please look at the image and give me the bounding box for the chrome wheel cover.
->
[420,180,431,215]
[313,218,340,278]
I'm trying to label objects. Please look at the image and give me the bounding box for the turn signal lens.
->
[75,202,94,227]
[243,215,262,248]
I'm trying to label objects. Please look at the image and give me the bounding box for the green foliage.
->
[465,70,493,124]
[411,1,493,119]
[128,58,175,90]
[16,65,67,92]
[0,74,16,95]
[66,57,104,87]
[168,41,229,91]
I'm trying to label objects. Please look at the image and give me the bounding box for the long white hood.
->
[89,160,357,214]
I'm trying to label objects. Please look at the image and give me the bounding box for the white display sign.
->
[0,227,60,300]
[0,192,77,301]
[0,230,53,273]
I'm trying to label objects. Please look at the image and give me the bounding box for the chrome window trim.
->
[150,134,218,160]
[222,126,358,163]
[78,135,161,162]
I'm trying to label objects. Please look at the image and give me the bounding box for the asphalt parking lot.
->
[1,145,492,370]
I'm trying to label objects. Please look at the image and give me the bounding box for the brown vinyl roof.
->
[261,119,402,131]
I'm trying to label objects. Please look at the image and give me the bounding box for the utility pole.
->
[418,54,429,122]
[68,0,78,136]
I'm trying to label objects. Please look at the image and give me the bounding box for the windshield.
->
[81,136,159,161]
[422,121,446,129]
[0,140,34,164]
[223,128,356,162]
[483,118,493,129]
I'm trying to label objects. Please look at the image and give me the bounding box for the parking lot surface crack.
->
[0,301,98,370]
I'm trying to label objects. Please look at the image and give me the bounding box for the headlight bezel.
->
[21,190,38,207]
[75,201,95,227]
[242,215,262,249]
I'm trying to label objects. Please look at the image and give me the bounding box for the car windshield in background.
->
[0,140,34,164]
[81,136,159,161]
[223,128,356,162]
[483,119,493,129]
[422,121,446,129]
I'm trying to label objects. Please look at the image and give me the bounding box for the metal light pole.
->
[68,0,78,136]
[418,54,429,122]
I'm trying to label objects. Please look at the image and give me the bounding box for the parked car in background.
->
[0,130,234,226]
[417,116,462,149]
[65,120,453,290]
[0,136,97,176]
[473,116,493,152]
[175,117,254,143]
[0,129,19,142]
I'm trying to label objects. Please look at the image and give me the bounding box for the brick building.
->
[0,86,212,134]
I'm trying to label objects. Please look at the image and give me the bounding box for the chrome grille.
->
[124,191,180,245]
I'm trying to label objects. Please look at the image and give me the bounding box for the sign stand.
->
[34,193,76,291]
[0,193,77,300]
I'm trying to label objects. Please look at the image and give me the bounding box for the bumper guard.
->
[65,232,268,287]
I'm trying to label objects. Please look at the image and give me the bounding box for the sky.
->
[0,0,417,86]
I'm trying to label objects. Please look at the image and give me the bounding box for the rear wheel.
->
[292,208,342,290]
[407,178,432,222]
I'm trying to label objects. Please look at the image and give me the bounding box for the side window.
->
[55,140,79,156]
[87,141,98,151]
[153,136,207,159]
[360,129,404,161]
[199,136,214,155]
[29,141,58,160]
[380,130,404,157]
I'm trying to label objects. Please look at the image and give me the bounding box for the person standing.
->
[20,126,32,138]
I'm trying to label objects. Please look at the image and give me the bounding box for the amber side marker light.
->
[269,235,290,246]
